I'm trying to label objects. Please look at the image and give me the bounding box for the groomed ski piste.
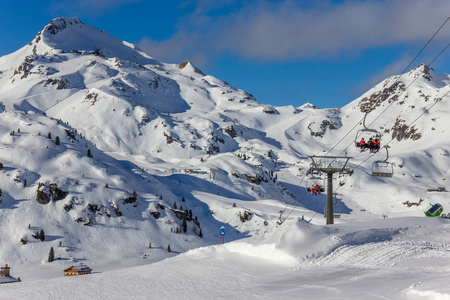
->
[0,17,449,299]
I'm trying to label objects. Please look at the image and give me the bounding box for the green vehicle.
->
[425,203,443,217]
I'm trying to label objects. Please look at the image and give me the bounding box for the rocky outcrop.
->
[36,182,68,204]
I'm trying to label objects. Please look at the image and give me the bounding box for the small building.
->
[0,264,19,284]
[63,264,92,277]
[0,264,10,277]
[425,203,443,217]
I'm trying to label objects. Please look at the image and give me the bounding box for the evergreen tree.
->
[167,244,171,252]
[39,229,45,242]
[0,162,3,170]
[55,136,60,145]
[48,132,51,139]
[182,218,187,233]
[133,190,137,199]
[148,242,151,249]
[23,179,27,187]
[48,247,55,262]
[173,201,177,209]
[87,149,93,158]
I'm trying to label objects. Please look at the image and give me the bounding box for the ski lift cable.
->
[271,175,308,230]
[333,88,450,195]
[365,42,450,131]
[275,18,450,227]
[354,83,449,171]
[336,41,450,161]
[303,61,448,218]
[277,43,449,229]
[323,40,450,179]
[317,15,450,162]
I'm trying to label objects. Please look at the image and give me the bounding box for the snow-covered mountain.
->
[0,17,450,298]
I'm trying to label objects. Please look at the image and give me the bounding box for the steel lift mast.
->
[308,156,352,225]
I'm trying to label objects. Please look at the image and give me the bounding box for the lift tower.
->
[308,156,352,225]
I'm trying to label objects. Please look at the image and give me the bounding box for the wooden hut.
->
[0,264,10,277]
[63,264,92,277]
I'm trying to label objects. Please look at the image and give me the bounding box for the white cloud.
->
[137,0,450,65]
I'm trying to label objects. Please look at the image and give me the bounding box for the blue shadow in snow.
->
[279,181,352,215]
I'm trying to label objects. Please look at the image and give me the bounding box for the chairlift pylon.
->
[355,112,382,152]
[324,193,341,218]
[371,145,393,177]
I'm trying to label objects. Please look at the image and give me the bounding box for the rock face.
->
[36,182,67,204]
[358,81,406,113]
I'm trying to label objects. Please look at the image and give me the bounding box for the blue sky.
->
[0,0,449,108]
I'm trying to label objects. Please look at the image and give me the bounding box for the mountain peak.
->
[24,17,157,65]
[178,61,205,76]
[45,17,84,35]
[408,63,434,81]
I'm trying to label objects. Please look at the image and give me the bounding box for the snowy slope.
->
[0,17,450,299]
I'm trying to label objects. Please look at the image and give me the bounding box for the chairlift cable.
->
[274,17,450,228]
[333,88,450,195]
[318,16,450,162]
[328,40,449,177]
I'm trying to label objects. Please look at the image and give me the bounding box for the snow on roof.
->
[0,277,18,284]
[64,265,92,272]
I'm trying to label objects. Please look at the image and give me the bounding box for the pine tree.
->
[167,244,171,252]
[39,229,45,242]
[55,136,60,145]
[23,179,27,187]
[48,247,55,262]
[48,132,51,139]
[173,201,177,209]
[0,162,3,170]
[133,190,137,199]
[182,218,187,233]
[148,242,151,249]
[87,149,93,158]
